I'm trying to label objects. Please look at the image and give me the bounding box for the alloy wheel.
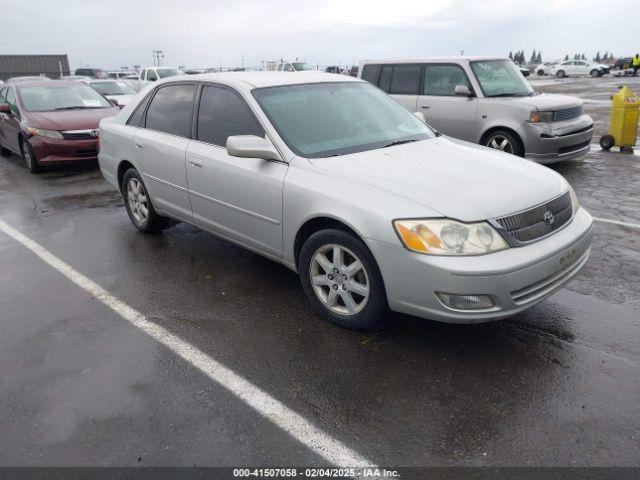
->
[487,135,513,154]
[127,177,149,225]
[309,244,370,316]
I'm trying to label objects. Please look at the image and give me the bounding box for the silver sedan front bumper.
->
[368,208,594,323]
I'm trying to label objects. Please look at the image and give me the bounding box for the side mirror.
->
[226,135,282,162]
[413,111,426,123]
[455,85,473,96]
[0,103,11,114]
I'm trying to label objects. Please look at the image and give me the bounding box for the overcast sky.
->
[1,0,638,69]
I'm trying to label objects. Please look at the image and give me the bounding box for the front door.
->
[417,64,478,141]
[133,83,196,221]
[186,84,287,257]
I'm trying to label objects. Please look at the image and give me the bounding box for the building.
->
[0,54,70,81]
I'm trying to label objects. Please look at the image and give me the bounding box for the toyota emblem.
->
[543,210,555,225]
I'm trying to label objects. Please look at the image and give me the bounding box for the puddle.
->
[38,190,123,215]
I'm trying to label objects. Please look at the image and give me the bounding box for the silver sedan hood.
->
[308,137,568,222]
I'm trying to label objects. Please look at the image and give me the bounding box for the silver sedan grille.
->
[491,191,573,245]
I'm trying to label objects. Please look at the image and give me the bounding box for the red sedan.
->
[0,80,119,173]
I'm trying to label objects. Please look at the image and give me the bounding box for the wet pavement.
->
[0,76,639,469]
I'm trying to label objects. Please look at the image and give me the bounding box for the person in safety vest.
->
[633,54,640,76]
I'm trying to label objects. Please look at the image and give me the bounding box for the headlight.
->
[27,127,63,139]
[568,185,580,215]
[530,111,554,123]
[394,219,508,256]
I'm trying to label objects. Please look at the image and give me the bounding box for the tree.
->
[509,51,513,61]
[564,54,569,61]
[530,49,537,64]
[536,51,543,63]
[594,52,601,62]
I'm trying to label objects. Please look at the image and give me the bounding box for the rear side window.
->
[196,85,264,147]
[423,64,471,96]
[360,64,381,85]
[147,70,157,81]
[127,93,152,127]
[0,86,7,103]
[144,84,196,137]
[379,66,392,92]
[389,65,420,95]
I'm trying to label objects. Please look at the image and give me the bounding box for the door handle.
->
[189,158,203,169]
[134,141,144,149]
[421,105,430,109]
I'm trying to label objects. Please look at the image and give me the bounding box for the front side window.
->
[423,64,471,96]
[253,82,434,158]
[18,84,112,111]
[470,60,533,97]
[5,88,19,116]
[197,85,264,146]
[389,65,420,95]
[0,86,7,103]
[147,70,158,81]
[145,84,195,137]
[284,64,294,72]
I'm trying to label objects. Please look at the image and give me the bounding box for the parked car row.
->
[535,60,610,77]
[95,70,593,329]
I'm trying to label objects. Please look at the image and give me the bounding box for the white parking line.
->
[0,218,374,468]
[593,217,640,230]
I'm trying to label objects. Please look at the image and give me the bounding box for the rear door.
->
[378,64,420,112]
[417,64,477,141]
[185,84,287,257]
[133,82,196,221]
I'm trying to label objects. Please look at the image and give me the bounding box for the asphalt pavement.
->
[0,75,639,472]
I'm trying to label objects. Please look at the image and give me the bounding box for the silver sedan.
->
[98,72,593,329]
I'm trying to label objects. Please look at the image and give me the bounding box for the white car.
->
[138,67,182,83]
[85,79,138,108]
[534,62,558,76]
[549,60,609,78]
[275,62,315,72]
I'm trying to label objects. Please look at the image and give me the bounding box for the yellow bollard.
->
[600,85,640,150]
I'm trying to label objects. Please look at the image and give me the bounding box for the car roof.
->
[159,71,361,89]
[359,56,507,65]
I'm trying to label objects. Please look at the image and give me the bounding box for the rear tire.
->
[556,70,566,78]
[599,135,614,151]
[22,141,40,174]
[537,69,545,76]
[590,69,600,78]
[298,229,388,330]
[483,130,524,157]
[121,168,171,233]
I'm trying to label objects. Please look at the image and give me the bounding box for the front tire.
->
[298,229,388,330]
[537,69,545,76]
[22,141,40,174]
[590,69,600,78]
[121,168,170,233]
[556,70,566,78]
[599,134,614,151]
[484,130,524,157]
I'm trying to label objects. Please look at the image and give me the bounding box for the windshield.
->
[90,81,136,95]
[19,84,112,111]
[292,62,314,71]
[253,82,434,158]
[157,69,180,78]
[470,60,534,97]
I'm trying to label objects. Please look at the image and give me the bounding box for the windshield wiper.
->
[53,105,103,110]
[487,93,521,98]
[383,139,419,148]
